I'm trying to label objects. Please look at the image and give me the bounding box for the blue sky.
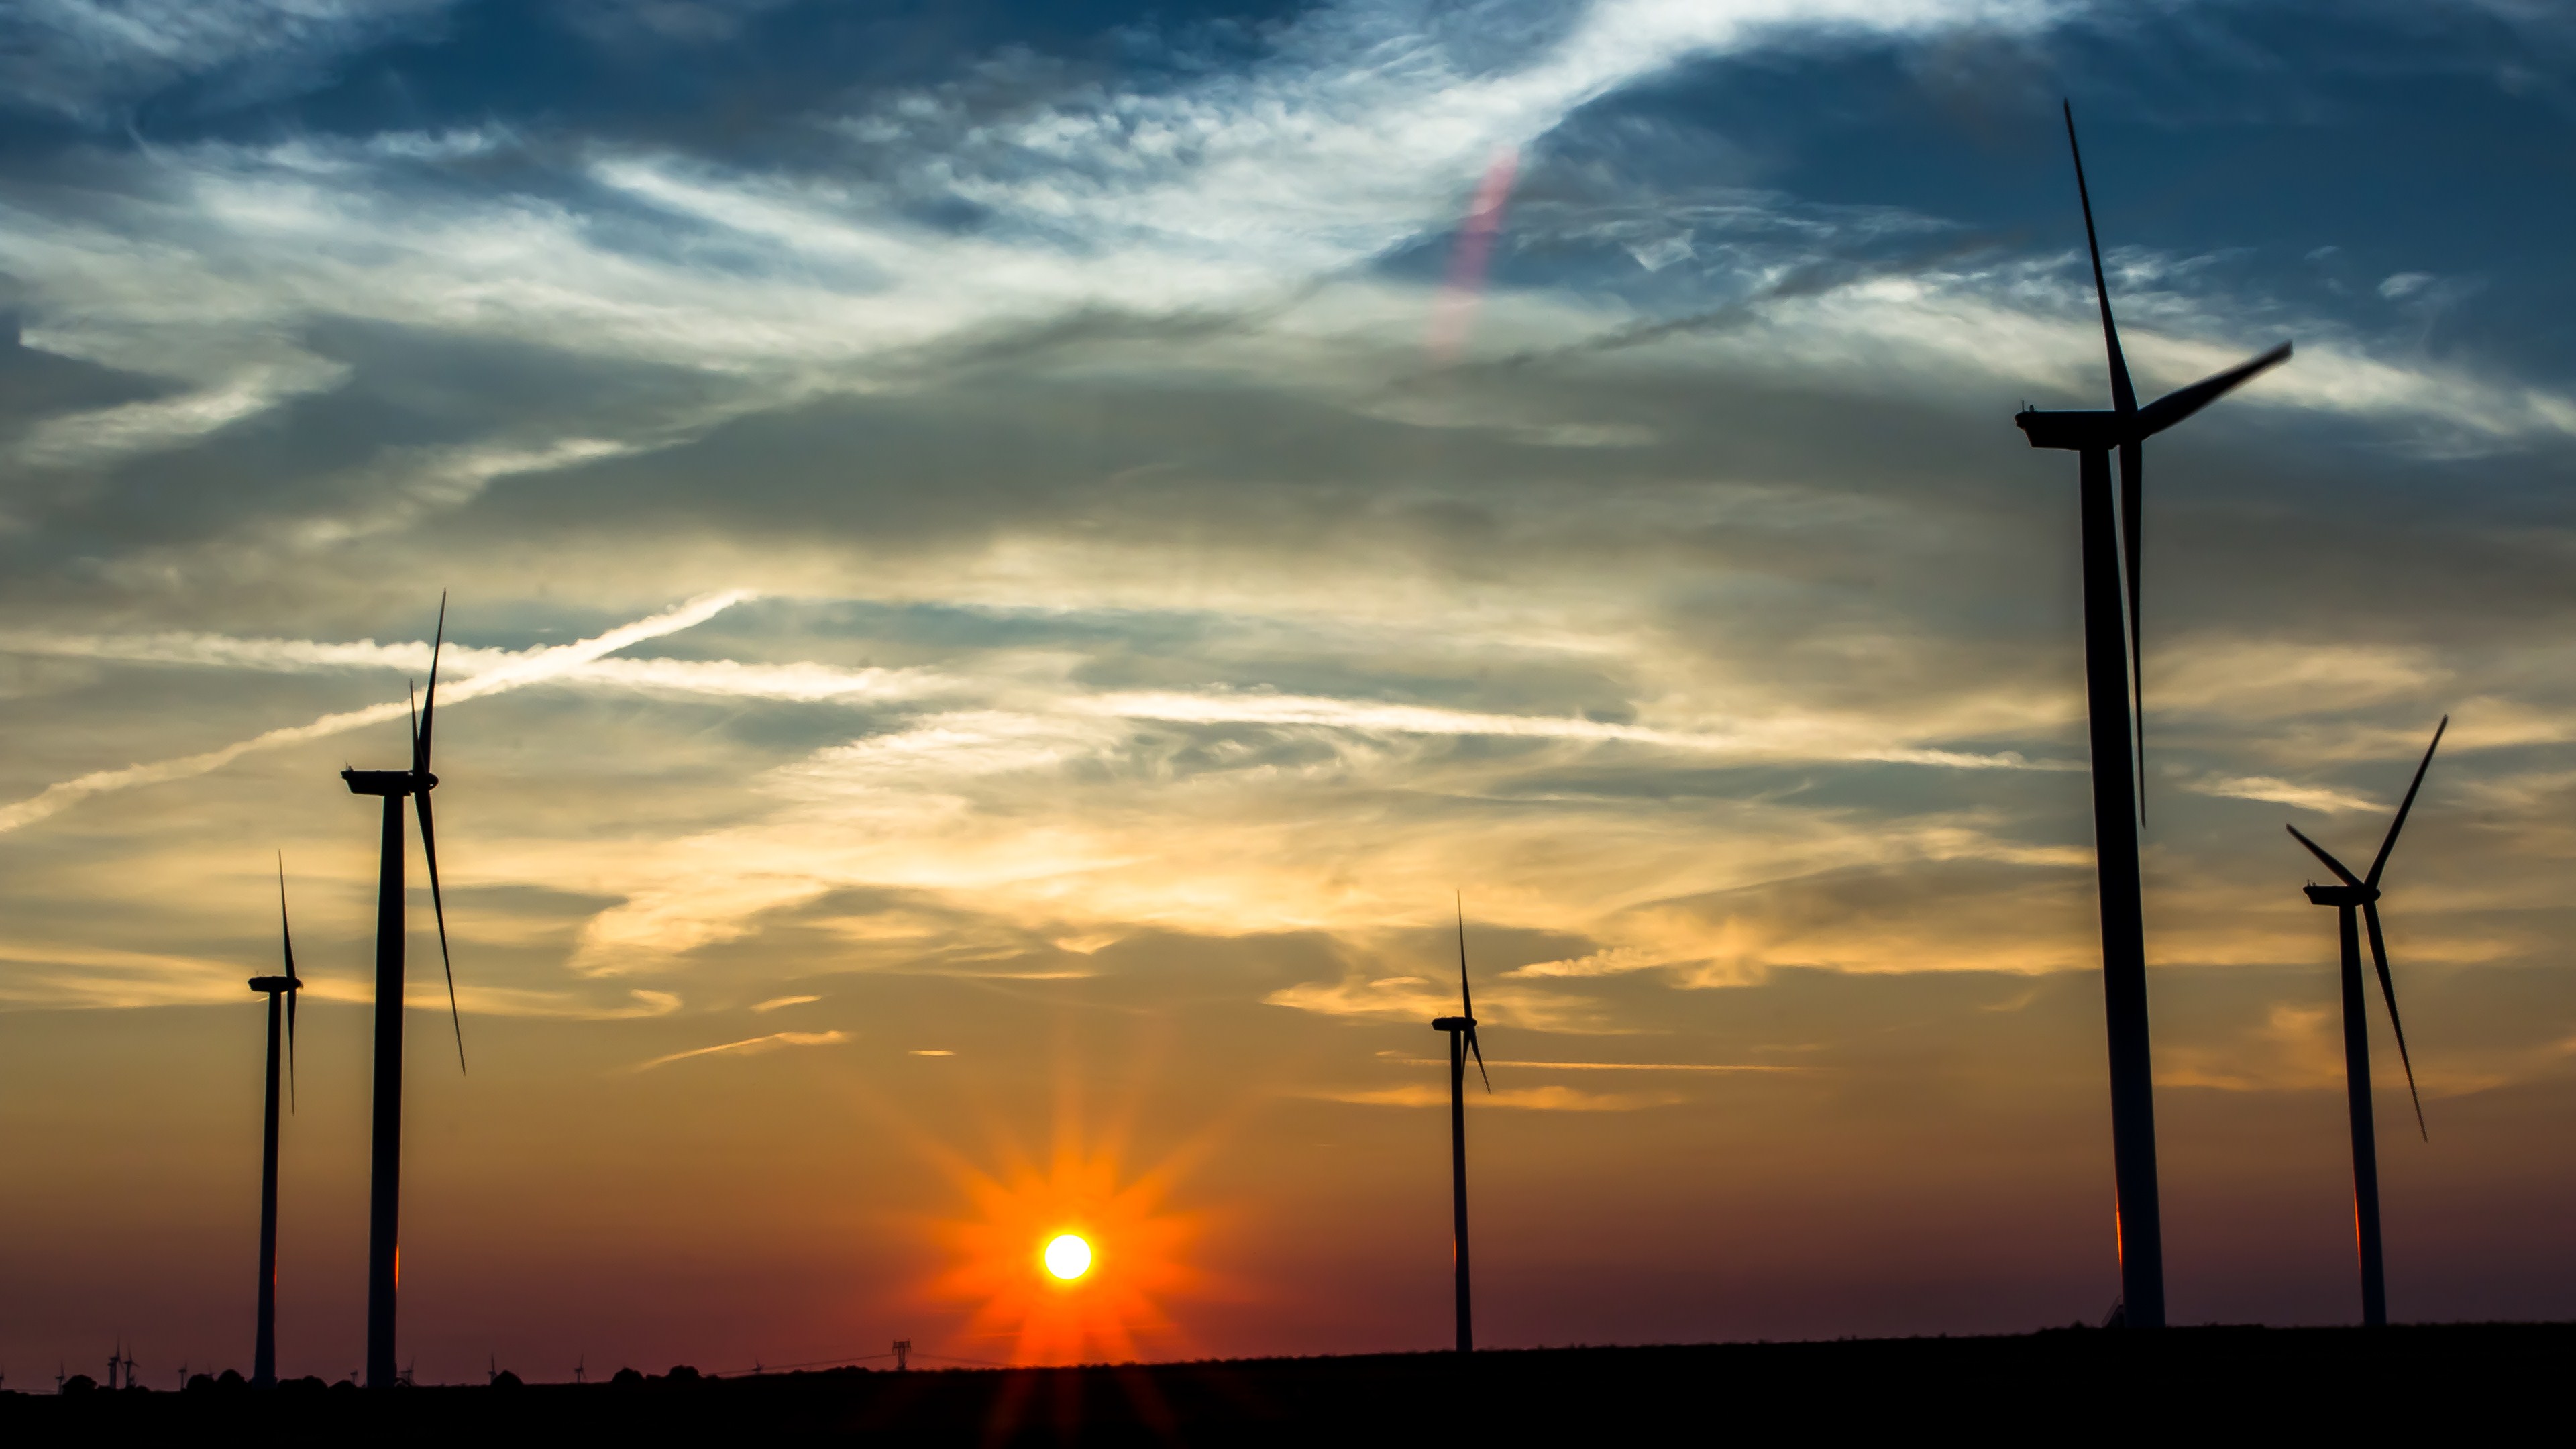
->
[3,0,2573,1381]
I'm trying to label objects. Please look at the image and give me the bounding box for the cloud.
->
[2157,1002,2345,1093]
[0,627,955,704]
[1079,690,2072,771]
[750,994,820,1012]
[1301,1082,1684,1110]
[0,590,753,834]
[632,1028,848,1071]
[0,0,2092,542]
[1265,973,1611,1032]
[1378,1053,1801,1071]
[2182,775,2383,814]
[0,940,252,1009]
[0,0,458,122]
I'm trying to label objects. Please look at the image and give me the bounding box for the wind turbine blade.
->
[1454,892,1473,1022]
[2367,716,2447,888]
[2363,902,2426,1140]
[2285,824,2362,886]
[2131,343,2292,439]
[416,791,466,1074]
[278,853,299,1112]
[415,593,445,775]
[1455,892,1489,1089]
[2063,101,2135,416]
[2121,437,2145,827]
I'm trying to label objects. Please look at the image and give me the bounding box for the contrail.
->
[0,590,753,835]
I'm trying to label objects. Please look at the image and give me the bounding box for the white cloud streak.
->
[1079,689,2073,770]
[1301,1082,1684,1110]
[0,590,754,834]
[2183,774,2383,814]
[632,1028,848,1071]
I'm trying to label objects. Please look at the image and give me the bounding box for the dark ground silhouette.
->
[4,1324,2566,1445]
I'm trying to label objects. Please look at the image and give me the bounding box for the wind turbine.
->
[247,857,304,1388]
[341,596,466,1387]
[2286,716,2444,1327]
[1429,894,1490,1352]
[2012,102,2292,1328]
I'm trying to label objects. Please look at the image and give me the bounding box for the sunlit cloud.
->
[1266,974,1611,1032]
[1304,1083,1685,1110]
[632,1028,847,1072]
[0,940,255,1010]
[2157,1002,2349,1093]
[0,627,956,704]
[1376,1053,1802,1071]
[1079,690,2075,771]
[0,590,753,834]
[2182,775,2383,814]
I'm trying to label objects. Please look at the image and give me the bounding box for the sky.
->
[3,0,2574,1385]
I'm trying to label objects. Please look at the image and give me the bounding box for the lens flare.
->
[924,1116,1220,1366]
[1044,1233,1092,1280]
[1426,146,1521,362]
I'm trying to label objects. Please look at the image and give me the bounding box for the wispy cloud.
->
[0,0,458,122]
[1377,1054,1803,1071]
[0,590,753,834]
[1301,1083,1684,1110]
[1079,690,2072,771]
[1265,974,1609,1032]
[632,1029,848,1072]
[0,627,953,704]
[2183,775,2383,814]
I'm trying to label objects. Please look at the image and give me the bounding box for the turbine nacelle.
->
[2016,341,2292,455]
[342,767,435,797]
[2013,408,2124,451]
[247,975,297,994]
[2302,882,2379,908]
[1431,1016,1474,1032]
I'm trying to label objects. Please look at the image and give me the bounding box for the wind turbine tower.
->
[249,857,304,1387]
[341,596,468,1387]
[2012,103,2290,1327]
[1430,895,1491,1352]
[2287,717,2445,1326]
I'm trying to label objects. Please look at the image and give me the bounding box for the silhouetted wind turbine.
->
[341,596,466,1387]
[1430,894,1490,1352]
[2012,102,2291,1329]
[2286,716,2444,1327]
[248,856,304,1388]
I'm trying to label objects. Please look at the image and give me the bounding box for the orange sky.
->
[5,0,2576,1389]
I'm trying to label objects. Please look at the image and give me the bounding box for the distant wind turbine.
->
[2012,101,2292,1329]
[2286,716,2445,1327]
[341,595,467,1387]
[1430,894,1491,1352]
[247,857,304,1388]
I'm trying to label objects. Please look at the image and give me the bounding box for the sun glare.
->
[1044,1233,1093,1280]
[925,1116,1218,1366]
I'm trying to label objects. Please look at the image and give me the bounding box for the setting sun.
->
[1043,1233,1093,1281]
[924,1113,1219,1366]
